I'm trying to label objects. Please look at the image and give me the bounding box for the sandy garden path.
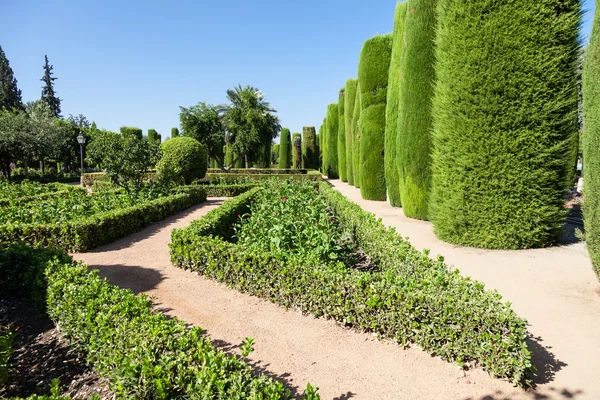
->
[73,190,600,400]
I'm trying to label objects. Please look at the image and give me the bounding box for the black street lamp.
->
[77,134,86,173]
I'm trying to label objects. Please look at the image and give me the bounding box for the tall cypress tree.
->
[337,89,347,181]
[303,126,319,169]
[0,45,23,111]
[171,127,180,138]
[148,129,159,143]
[345,79,358,185]
[584,4,600,276]
[385,2,408,207]
[431,0,580,249]
[279,128,291,168]
[292,133,302,169]
[358,34,393,201]
[351,85,362,188]
[397,0,437,219]
[326,103,339,178]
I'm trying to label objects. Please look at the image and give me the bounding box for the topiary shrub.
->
[148,128,159,143]
[385,2,407,208]
[156,137,208,185]
[351,85,362,188]
[584,6,600,276]
[430,0,580,249]
[326,103,339,179]
[338,89,347,182]
[345,79,358,186]
[292,133,302,169]
[171,127,180,138]
[359,34,393,201]
[397,0,437,219]
[120,126,143,140]
[279,128,291,168]
[303,126,319,169]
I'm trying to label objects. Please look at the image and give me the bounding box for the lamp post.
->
[77,134,86,173]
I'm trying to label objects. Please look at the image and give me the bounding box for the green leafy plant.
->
[0,325,14,384]
[156,136,208,185]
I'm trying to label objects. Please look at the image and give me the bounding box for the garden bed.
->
[170,180,534,386]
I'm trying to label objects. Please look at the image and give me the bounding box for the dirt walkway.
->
[73,195,599,400]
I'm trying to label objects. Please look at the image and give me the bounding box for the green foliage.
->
[302,127,319,169]
[87,129,160,193]
[0,187,207,252]
[397,0,437,219]
[584,5,600,276]
[344,79,358,186]
[200,183,257,197]
[326,103,339,179]
[119,126,143,140]
[279,128,291,168]
[179,102,225,166]
[292,133,302,169]
[431,0,580,248]
[0,245,316,399]
[40,55,61,118]
[0,45,23,111]
[0,326,13,384]
[385,3,407,207]
[171,181,533,386]
[351,86,361,188]
[321,119,328,175]
[234,180,343,264]
[171,127,180,138]
[358,34,393,201]
[156,137,207,185]
[337,90,347,181]
[0,180,71,202]
[147,128,160,143]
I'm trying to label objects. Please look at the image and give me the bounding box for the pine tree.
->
[431,0,580,249]
[40,55,61,118]
[0,45,23,111]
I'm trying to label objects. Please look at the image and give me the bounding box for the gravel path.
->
[72,190,600,400]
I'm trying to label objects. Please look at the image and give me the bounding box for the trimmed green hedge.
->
[337,89,347,182]
[156,137,208,184]
[344,79,358,186]
[207,168,312,175]
[430,0,580,249]
[326,103,339,179]
[0,188,207,252]
[201,183,257,197]
[0,244,316,399]
[120,126,143,140]
[205,172,322,184]
[397,0,437,219]
[279,128,291,169]
[385,2,407,208]
[351,85,362,188]
[584,5,600,276]
[303,127,319,169]
[358,34,393,201]
[170,181,533,386]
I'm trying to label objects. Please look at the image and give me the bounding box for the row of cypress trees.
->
[317,0,583,251]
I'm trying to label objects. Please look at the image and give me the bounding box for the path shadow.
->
[559,208,584,246]
[462,387,584,400]
[80,200,224,253]
[87,264,165,295]
[527,333,568,386]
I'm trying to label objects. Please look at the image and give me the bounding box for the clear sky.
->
[2,0,597,141]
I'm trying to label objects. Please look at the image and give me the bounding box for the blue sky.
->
[2,0,596,142]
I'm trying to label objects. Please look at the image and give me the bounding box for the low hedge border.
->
[10,176,81,184]
[207,168,315,175]
[0,186,87,207]
[179,183,258,198]
[0,244,317,399]
[0,187,207,253]
[170,182,533,386]
[205,172,322,184]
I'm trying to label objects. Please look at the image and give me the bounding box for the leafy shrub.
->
[384,2,407,207]
[171,181,533,386]
[430,0,580,248]
[0,245,317,399]
[337,90,347,182]
[0,180,69,201]
[119,126,143,139]
[325,103,339,179]
[344,79,358,186]
[584,5,600,276]
[0,326,14,384]
[156,137,207,185]
[358,34,393,201]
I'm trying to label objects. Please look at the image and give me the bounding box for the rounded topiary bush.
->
[430,0,580,249]
[156,137,207,185]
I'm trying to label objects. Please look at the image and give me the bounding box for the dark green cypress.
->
[148,129,159,143]
[303,126,319,169]
[292,133,302,169]
[584,5,600,276]
[431,0,581,249]
[345,79,358,185]
[358,34,393,201]
[338,89,347,181]
[120,127,143,140]
[0,45,23,111]
[397,0,437,219]
[326,103,339,179]
[351,85,362,188]
[171,127,180,138]
[385,2,407,207]
[40,55,61,118]
[279,128,291,168]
